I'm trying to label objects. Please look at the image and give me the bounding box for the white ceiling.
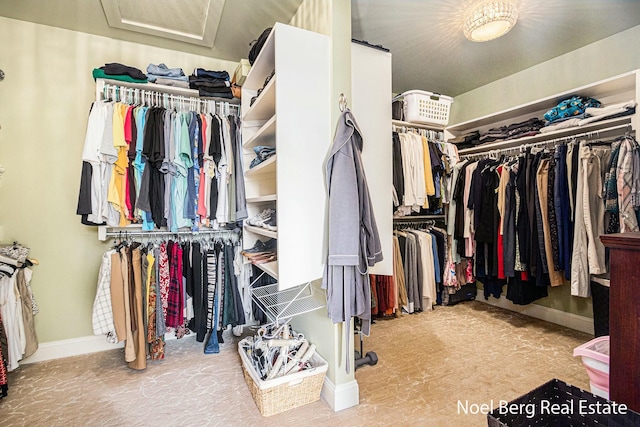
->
[1,0,640,97]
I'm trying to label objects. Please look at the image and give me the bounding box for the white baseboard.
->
[20,332,191,365]
[20,335,124,364]
[321,377,359,412]
[477,297,595,335]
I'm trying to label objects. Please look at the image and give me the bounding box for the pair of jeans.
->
[250,146,276,169]
[554,144,571,278]
[204,293,220,354]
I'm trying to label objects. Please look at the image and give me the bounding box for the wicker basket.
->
[401,90,453,126]
[239,340,328,417]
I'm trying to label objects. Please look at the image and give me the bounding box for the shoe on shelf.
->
[263,213,277,231]
[243,239,268,254]
[252,253,277,265]
[261,238,277,251]
[246,208,275,228]
[244,238,277,253]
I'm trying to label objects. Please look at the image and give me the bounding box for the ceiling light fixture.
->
[463,0,518,42]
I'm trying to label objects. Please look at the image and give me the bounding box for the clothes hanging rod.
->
[392,119,446,131]
[101,81,240,108]
[101,227,239,240]
[459,122,632,159]
[393,215,445,221]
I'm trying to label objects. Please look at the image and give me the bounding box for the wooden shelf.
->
[244,155,276,177]
[246,194,277,203]
[243,115,276,148]
[244,224,277,239]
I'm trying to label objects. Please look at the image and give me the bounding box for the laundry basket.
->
[574,336,610,398]
[401,90,453,126]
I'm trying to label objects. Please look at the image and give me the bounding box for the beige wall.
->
[450,24,640,124]
[289,0,331,35]
[0,16,237,343]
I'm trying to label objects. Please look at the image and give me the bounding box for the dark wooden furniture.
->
[600,233,640,412]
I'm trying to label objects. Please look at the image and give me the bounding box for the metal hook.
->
[338,93,348,112]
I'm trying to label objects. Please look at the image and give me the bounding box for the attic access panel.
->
[101,0,224,47]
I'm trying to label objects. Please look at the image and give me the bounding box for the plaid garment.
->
[92,250,116,340]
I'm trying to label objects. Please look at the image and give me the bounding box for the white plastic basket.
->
[402,90,453,126]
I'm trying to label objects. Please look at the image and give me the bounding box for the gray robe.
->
[322,109,383,372]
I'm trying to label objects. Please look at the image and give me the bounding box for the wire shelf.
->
[251,282,326,323]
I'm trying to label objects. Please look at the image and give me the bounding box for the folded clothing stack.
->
[189,68,233,99]
[543,96,601,125]
[477,117,546,144]
[93,63,148,83]
[541,100,637,133]
[448,130,481,149]
[250,146,276,169]
[146,63,189,88]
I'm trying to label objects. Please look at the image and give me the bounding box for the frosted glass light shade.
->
[464,0,518,42]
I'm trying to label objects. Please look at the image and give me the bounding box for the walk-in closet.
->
[2,1,640,425]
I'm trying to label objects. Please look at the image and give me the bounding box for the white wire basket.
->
[401,90,453,126]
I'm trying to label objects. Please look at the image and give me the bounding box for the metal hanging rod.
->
[99,227,239,241]
[393,215,445,221]
[101,82,240,112]
[460,122,632,160]
[393,220,436,229]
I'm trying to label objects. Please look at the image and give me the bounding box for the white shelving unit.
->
[351,42,393,276]
[246,194,277,203]
[448,70,639,155]
[244,224,277,240]
[244,155,276,177]
[241,23,331,299]
[243,115,276,149]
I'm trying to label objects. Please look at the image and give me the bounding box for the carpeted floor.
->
[0,300,593,426]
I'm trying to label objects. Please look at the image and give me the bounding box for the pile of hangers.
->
[0,242,39,277]
[240,320,317,380]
